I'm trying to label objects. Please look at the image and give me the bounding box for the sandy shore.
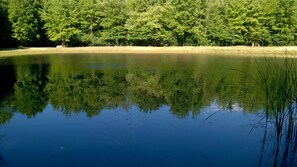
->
[0,46,297,57]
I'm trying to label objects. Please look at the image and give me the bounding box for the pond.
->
[0,54,296,167]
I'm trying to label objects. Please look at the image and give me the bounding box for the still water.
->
[0,54,296,167]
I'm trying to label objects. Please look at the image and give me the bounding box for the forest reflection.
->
[0,55,267,122]
[0,55,297,166]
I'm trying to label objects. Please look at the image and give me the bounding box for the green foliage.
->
[8,0,42,46]
[163,0,203,45]
[99,0,128,45]
[270,0,296,45]
[40,0,81,46]
[76,0,102,45]
[205,0,230,45]
[2,0,297,46]
[127,4,173,46]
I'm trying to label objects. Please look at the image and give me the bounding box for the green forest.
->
[1,0,297,47]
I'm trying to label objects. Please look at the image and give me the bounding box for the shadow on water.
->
[0,135,8,167]
[256,57,297,167]
[0,153,8,167]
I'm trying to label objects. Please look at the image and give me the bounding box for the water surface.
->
[0,54,296,167]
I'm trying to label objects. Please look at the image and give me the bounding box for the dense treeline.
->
[0,0,297,47]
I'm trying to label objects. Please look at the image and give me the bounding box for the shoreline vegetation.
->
[1,0,297,48]
[0,46,297,57]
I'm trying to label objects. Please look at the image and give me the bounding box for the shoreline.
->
[0,46,297,57]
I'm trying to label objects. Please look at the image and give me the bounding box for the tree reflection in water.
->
[0,55,296,166]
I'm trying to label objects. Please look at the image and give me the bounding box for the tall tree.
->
[8,0,42,46]
[40,0,81,46]
[269,0,296,45]
[163,0,203,46]
[243,0,270,46]
[225,0,249,45]
[99,0,128,45]
[126,1,173,46]
[77,0,102,45]
[205,0,231,45]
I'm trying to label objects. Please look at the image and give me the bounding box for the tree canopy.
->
[1,0,297,47]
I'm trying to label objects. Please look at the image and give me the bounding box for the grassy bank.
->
[0,46,297,57]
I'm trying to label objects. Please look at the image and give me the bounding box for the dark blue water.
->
[0,54,296,167]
